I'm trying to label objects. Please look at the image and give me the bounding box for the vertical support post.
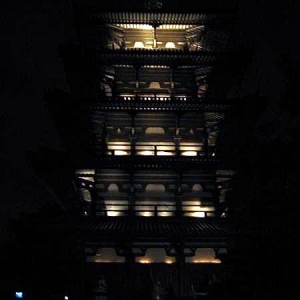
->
[128,173,135,217]
[170,65,177,100]
[152,24,159,48]
[174,113,181,156]
[135,65,140,89]
[176,173,183,217]
[170,67,175,89]
[130,112,136,156]
[203,125,209,158]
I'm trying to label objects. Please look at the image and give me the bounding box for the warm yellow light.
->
[165,259,174,264]
[157,151,174,156]
[149,81,161,89]
[160,24,194,30]
[192,212,205,218]
[117,24,153,30]
[139,151,154,156]
[158,211,174,217]
[117,24,194,30]
[180,145,200,150]
[107,211,121,217]
[76,169,95,174]
[107,142,129,147]
[134,41,145,48]
[143,65,168,69]
[192,259,221,264]
[137,259,151,264]
[165,42,176,48]
[181,151,197,156]
[201,206,215,212]
[185,205,214,213]
[183,200,202,205]
[114,150,129,156]
[140,211,153,217]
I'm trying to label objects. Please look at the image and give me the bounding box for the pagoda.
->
[4,1,263,300]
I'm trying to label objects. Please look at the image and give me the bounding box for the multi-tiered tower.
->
[8,1,256,300]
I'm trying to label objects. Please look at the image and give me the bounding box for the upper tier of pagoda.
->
[74,3,234,53]
[60,2,251,102]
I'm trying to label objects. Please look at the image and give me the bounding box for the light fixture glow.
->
[117,24,153,30]
[117,24,193,30]
[137,259,151,264]
[133,41,145,48]
[107,142,130,148]
[76,169,95,174]
[165,259,174,264]
[149,81,161,89]
[157,151,174,156]
[15,292,23,299]
[114,150,129,156]
[192,259,221,264]
[165,42,176,48]
[158,211,174,217]
[181,151,197,156]
[138,151,154,156]
[140,211,153,217]
[192,212,205,218]
[107,211,121,217]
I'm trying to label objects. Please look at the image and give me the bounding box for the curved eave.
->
[32,216,236,243]
[96,49,223,66]
[76,217,237,246]
[90,101,230,112]
[60,46,234,68]
[91,156,225,172]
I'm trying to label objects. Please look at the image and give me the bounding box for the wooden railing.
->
[104,141,215,157]
[92,202,215,218]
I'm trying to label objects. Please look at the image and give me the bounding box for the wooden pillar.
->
[170,65,177,100]
[152,24,158,48]
[128,173,135,217]
[134,65,140,89]
[176,173,183,217]
[170,67,175,89]
[203,125,209,158]
[130,113,136,156]
[174,113,181,156]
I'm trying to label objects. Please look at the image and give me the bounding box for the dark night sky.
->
[1,0,300,243]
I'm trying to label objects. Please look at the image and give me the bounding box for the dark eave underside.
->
[89,158,224,173]
[60,46,237,67]
[28,216,236,242]
[90,102,230,112]
[76,8,234,25]
[81,217,236,238]
[96,49,220,66]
